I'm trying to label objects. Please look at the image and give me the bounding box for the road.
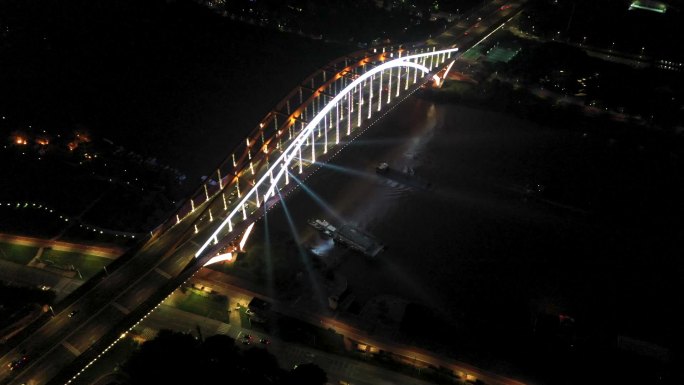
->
[0,233,123,259]
[0,259,80,304]
[0,1,526,384]
[0,207,205,385]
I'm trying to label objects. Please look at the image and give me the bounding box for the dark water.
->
[263,96,684,382]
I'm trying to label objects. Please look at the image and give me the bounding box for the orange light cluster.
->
[68,130,91,151]
[74,131,90,143]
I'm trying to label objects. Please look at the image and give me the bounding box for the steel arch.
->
[196,48,457,257]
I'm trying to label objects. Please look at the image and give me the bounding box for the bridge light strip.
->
[195,48,457,258]
[239,222,256,251]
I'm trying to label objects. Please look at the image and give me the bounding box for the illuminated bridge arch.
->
[191,47,458,258]
[196,56,437,256]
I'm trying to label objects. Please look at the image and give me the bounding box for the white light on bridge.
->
[239,222,256,251]
[204,253,233,267]
[194,47,458,258]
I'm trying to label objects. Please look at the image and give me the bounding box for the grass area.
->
[174,289,230,323]
[277,315,345,353]
[0,242,38,265]
[238,307,252,329]
[235,306,271,333]
[40,248,110,280]
[461,46,483,61]
[442,80,476,96]
[71,337,139,385]
[486,46,520,63]
[313,326,345,353]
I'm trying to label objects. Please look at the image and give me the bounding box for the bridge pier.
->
[368,75,374,119]
[387,67,392,104]
[377,71,383,112]
[347,95,351,136]
[358,85,363,127]
[325,113,329,154]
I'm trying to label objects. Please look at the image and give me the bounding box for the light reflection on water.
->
[309,237,335,257]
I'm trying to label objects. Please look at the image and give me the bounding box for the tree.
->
[288,363,328,385]
[122,330,316,385]
[124,330,200,385]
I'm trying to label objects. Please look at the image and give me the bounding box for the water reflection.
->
[310,237,335,257]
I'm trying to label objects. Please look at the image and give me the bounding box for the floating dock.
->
[308,219,384,258]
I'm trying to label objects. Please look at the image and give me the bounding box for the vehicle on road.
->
[259,338,271,345]
[68,310,80,318]
[8,355,30,371]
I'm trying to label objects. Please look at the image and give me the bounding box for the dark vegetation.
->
[521,0,684,60]
[429,31,684,131]
[123,330,327,385]
[0,282,54,331]
[0,0,348,233]
[220,0,464,44]
[504,41,684,128]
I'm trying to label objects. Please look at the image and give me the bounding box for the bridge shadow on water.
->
[286,164,449,318]
[275,188,327,310]
[261,204,275,301]
[287,170,346,225]
[306,160,379,184]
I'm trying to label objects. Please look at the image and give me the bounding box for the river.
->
[248,94,683,380]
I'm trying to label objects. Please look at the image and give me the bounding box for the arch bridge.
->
[154,45,459,260]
